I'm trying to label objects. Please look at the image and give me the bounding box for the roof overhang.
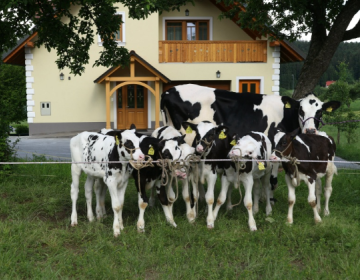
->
[94,51,171,84]
[2,32,37,66]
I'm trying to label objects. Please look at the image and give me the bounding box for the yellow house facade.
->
[3,0,304,136]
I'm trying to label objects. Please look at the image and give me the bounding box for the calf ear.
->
[130,124,136,131]
[289,127,301,138]
[177,134,186,145]
[181,122,197,133]
[281,96,300,110]
[322,101,341,113]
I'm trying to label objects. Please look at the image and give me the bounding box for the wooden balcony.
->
[159,40,267,63]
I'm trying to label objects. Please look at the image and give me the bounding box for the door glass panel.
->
[187,22,196,40]
[167,22,182,40]
[127,85,135,108]
[242,83,248,93]
[199,22,208,40]
[137,86,144,109]
[250,83,256,93]
[117,87,123,108]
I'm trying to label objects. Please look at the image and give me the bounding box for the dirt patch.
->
[1,193,8,199]
[0,214,8,221]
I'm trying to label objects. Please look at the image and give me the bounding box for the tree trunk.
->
[292,0,360,100]
[337,127,340,145]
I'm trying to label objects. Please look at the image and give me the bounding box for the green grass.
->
[1,160,360,279]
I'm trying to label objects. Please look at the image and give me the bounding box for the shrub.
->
[15,124,29,135]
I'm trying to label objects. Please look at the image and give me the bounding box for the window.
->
[98,11,125,46]
[166,20,209,41]
[239,80,261,94]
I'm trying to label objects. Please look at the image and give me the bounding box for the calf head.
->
[229,135,262,161]
[270,128,300,161]
[116,128,145,161]
[282,94,340,134]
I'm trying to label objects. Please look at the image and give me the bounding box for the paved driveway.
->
[9,136,72,161]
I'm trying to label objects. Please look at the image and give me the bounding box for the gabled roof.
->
[209,0,305,63]
[93,51,171,84]
[2,32,37,66]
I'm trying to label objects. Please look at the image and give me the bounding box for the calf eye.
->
[282,141,287,146]
[124,140,135,150]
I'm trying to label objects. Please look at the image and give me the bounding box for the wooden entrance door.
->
[117,84,148,130]
[239,80,260,94]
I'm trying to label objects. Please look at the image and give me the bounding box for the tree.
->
[218,0,360,99]
[1,0,191,76]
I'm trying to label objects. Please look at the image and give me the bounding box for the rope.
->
[273,148,301,187]
[129,156,154,199]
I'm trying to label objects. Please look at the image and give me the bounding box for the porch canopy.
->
[94,50,171,129]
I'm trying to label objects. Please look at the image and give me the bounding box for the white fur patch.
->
[295,136,311,154]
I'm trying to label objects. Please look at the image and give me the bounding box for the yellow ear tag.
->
[326,107,333,112]
[230,140,236,146]
[258,162,265,170]
[148,146,154,155]
[186,126,193,134]
[285,102,291,109]
[115,136,120,146]
[219,131,227,139]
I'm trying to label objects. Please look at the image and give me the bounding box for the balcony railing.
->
[159,40,267,63]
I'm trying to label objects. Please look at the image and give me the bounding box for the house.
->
[326,80,336,88]
[2,0,304,136]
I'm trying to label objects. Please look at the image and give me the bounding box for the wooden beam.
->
[105,80,111,129]
[155,80,160,129]
[269,41,281,47]
[25,42,34,48]
[130,58,135,78]
[108,77,157,82]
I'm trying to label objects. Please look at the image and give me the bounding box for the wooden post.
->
[105,79,111,129]
[155,79,160,128]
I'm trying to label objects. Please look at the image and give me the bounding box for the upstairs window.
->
[166,20,209,41]
[98,11,125,46]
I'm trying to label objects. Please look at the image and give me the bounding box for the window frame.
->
[163,17,213,41]
[236,76,264,94]
[98,11,126,46]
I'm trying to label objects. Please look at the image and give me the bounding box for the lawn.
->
[1,158,360,279]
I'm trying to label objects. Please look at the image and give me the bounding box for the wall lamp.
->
[185,9,189,16]
[60,73,64,80]
[216,70,221,78]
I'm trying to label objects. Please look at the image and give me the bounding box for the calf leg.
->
[285,174,296,224]
[204,172,218,229]
[116,181,129,231]
[84,176,95,222]
[134,173,149,233]
[260,170,273,216]
[213,173,231,220]
[226,184,234,211]
[94,179,107,220]
[315,178,322,213]
[106,178,122,237]
[182,179,196,223]
[324,166,335,216]
[157,181,177,228]
[70,164,81,226]
[242,175,257,231]
[148,185,157,207]
[252,178,261,215]
[307,180,322,223]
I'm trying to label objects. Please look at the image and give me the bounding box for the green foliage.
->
[0,64,26,171]
[14,124,29,136]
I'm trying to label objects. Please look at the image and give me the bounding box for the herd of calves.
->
[69,122,337,237]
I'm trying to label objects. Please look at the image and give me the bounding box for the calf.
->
[98,128,183,231]
[220,132,273,231]
[70,129,145,237]
[270,128,337,224]
[152,126,197,222]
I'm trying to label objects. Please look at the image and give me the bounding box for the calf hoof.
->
[71,222,77,227]
[207,223,214,229]
[187,212,196,223]
[137,227,145,233]
[249,225,257,232]
[315,218,322,224]
[286,217,293,224]
[252,207,259,215]
[324,209,330,216]
[114,232,120,238]
[226,204,233,211]
[88,216,95,222]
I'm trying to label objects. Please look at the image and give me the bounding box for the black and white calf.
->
[152,125,197,222]
[98,128,184,231]
[270,128,337,224]
[70,129,145,237]
[221,132,273,231]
